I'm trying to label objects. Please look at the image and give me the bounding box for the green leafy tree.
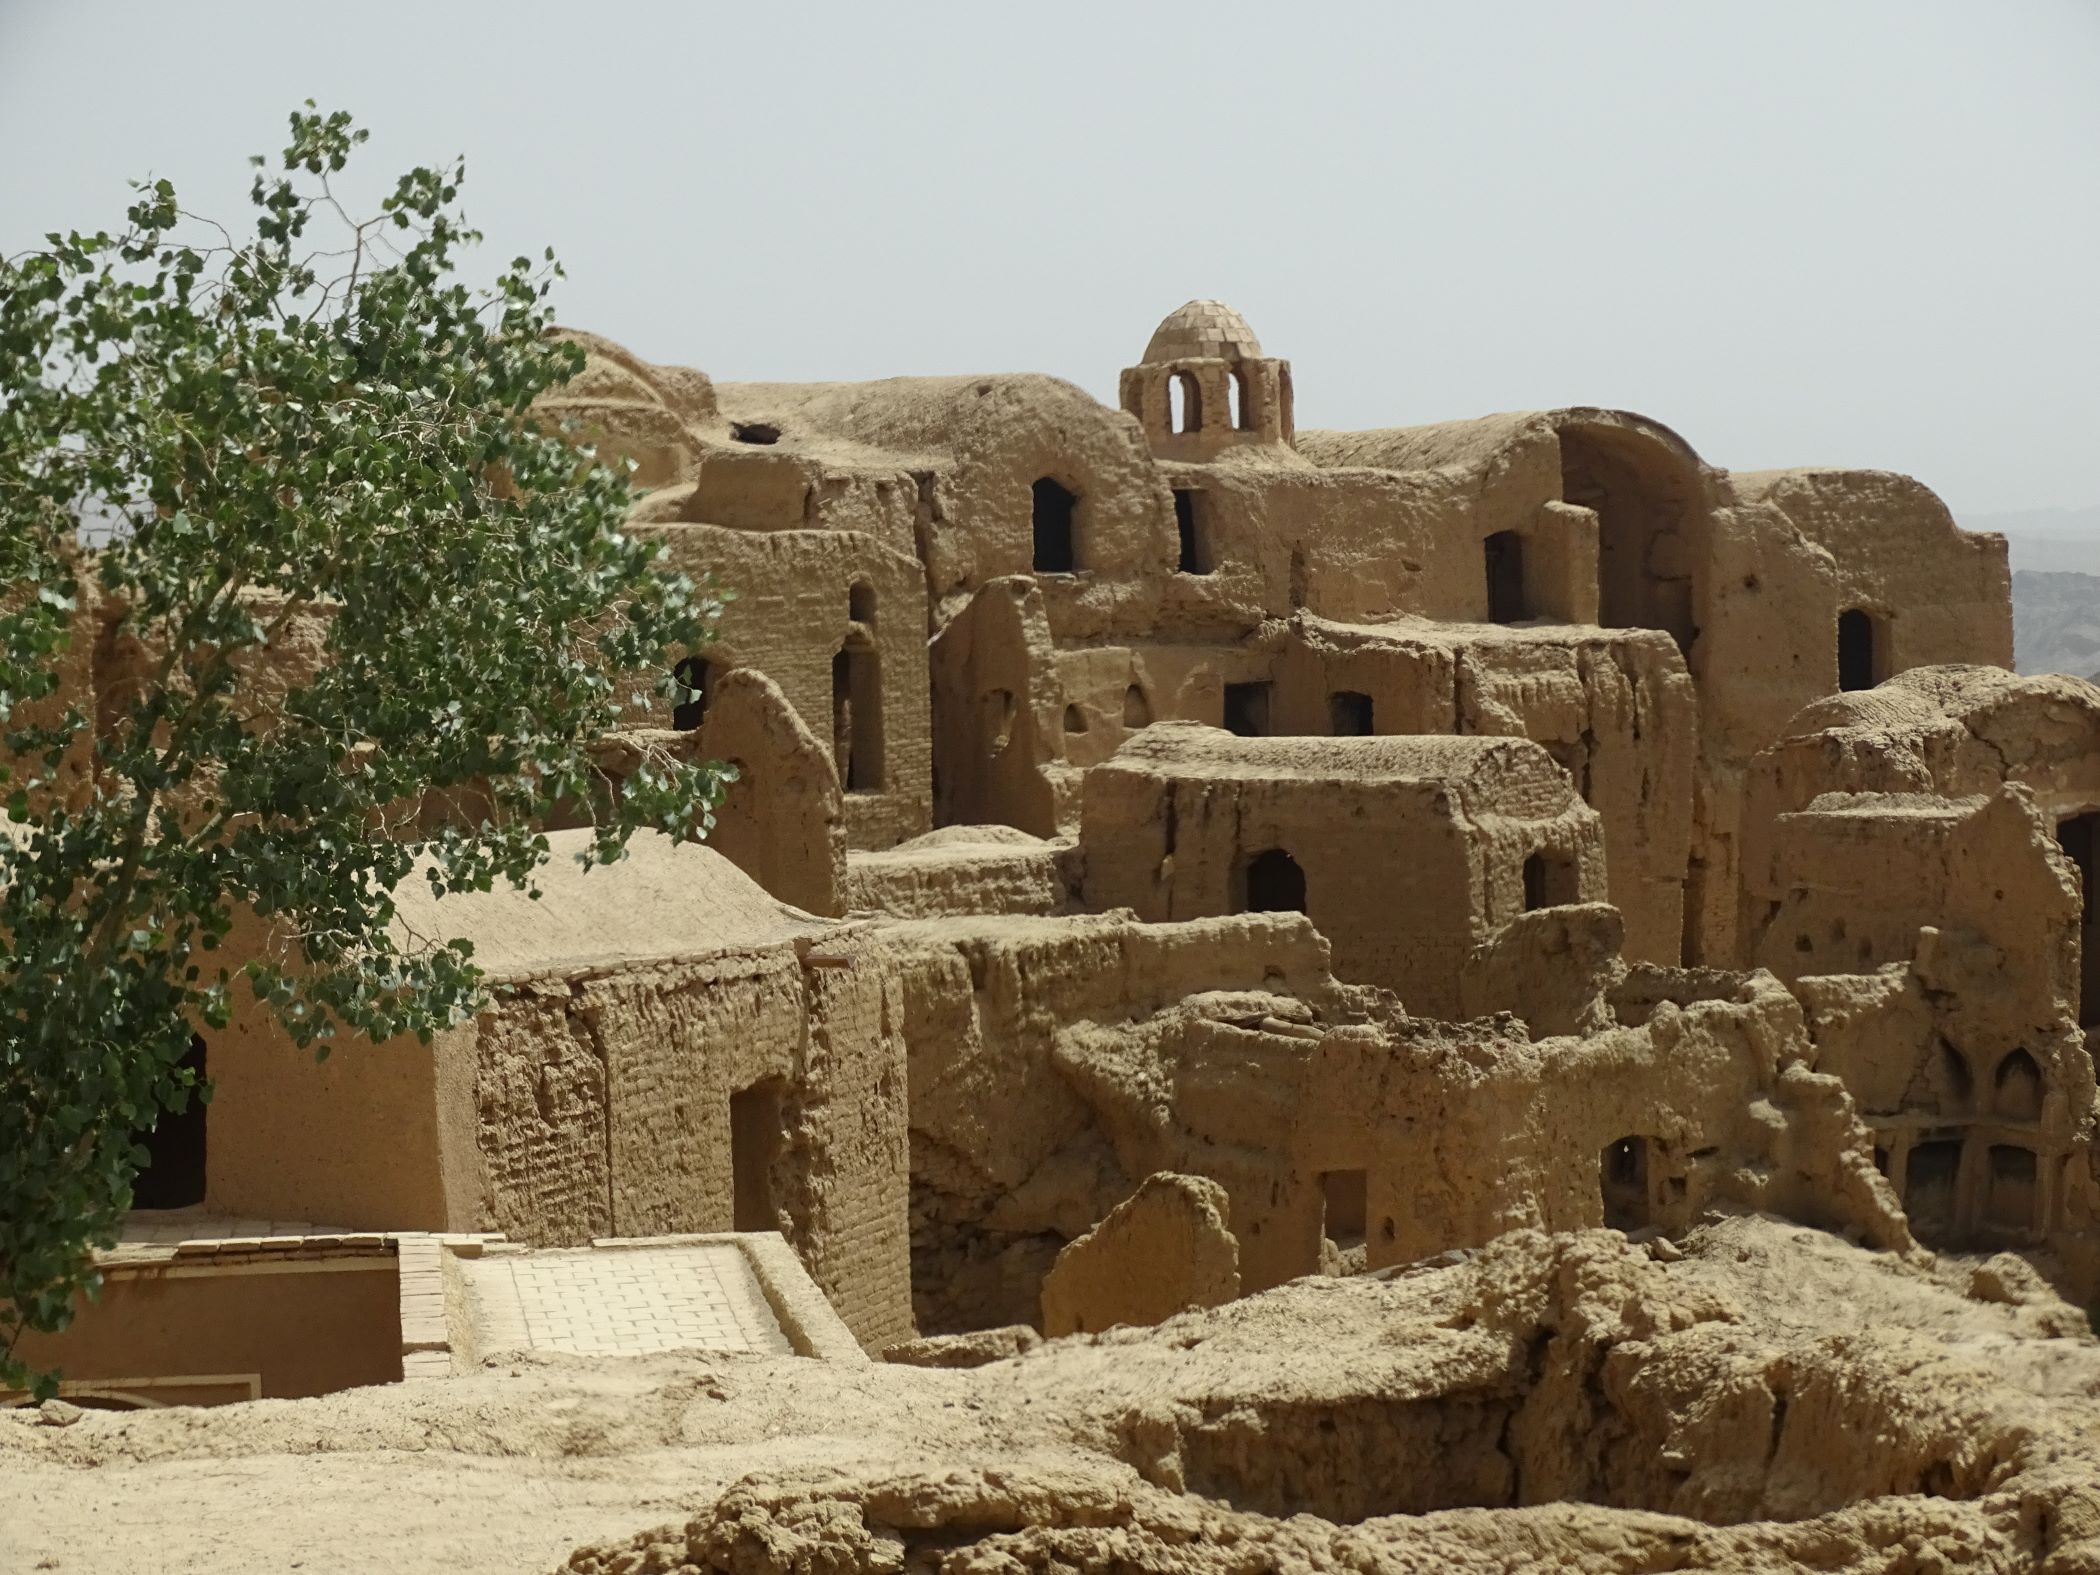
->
[0,106,728,1394]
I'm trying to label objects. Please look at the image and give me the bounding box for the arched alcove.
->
[1238,848,1307,914]
[1600,1136,1651,1229]
[1558,419,1701,657]
[849,579,877,627]
[1122,684,1152,728]
[1995,1048,2044,1123]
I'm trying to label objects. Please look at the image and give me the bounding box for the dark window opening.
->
[1329,691,1374,735]
[1986,1144,2038,1233]
[1122,684,1152,729]
[1239,848,1307,914]
[1223,681,1270,737]
[133,1035,207,1210]
[1063,703,1088,735]
[2059,812,2099,1028]
[1032,477,1078,573]
[1484,530,1528,623]
[1995,1048,2044,1122]
[1169,371,1202,434]
[730,421,781,445]
[1288,547,1308,609]
[1174,489,1213,574]
[1904,1138,1963,1236]
[1837,608,1879,692]
[730,1078,786,1233]
[849,580,877,627]
[1320,1169,1367,1252]
[1231,367,1256,432]
[671,656,715,732]
[1600,1136,1650,1230]
[1523,850,1581,910]
[832,645,885,792]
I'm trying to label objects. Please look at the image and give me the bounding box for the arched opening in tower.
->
[1031,478,1078,573]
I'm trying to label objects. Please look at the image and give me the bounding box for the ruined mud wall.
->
[634,523,931,853]
[1080,726,1605,1020]
[1276,619,1695,963]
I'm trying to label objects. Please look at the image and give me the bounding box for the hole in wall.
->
[730,421,781,445]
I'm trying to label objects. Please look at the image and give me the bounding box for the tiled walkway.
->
[459,1243,795,1357]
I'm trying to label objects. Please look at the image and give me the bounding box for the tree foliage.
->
[0,106,728,1393]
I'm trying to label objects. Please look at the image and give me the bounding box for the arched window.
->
[849,580,876,627]
[1837,608,1880,692]
[1230,367,1256,432]
[672,656,714,732]
[133,1035,207,1210]
[1174,489,1213,574]
[1485,531,1528,623]
[1169,371,1203,434]
[1238,848,1307,914]
[1600,1136,1650,1229]
[1122,684,1152,728]
[1032,477,1078,573]
[832,645,884,792]
[1062,703,1087,735]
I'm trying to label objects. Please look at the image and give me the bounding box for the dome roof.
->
[1141,300,1263,364]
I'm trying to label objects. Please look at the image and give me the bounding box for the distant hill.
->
[2011,568,2100,680]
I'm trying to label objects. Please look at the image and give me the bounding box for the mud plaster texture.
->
[16,302,2100,1569]
[13,1221,2100,1574]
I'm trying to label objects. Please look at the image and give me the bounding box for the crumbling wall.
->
[928,577,1066,835]
[1040,1172,1239,1336]
[1080,726,1606,1021]
[1275,618,1695,963]
[635,523,930,852]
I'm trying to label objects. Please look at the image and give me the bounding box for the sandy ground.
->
[9,1218,2100,1574]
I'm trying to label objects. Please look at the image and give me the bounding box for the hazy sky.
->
[3,1,2095,517]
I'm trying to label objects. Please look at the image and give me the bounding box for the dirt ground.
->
[10,1217,2100,1574]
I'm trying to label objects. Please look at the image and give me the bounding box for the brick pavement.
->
[459,1244,795,1357]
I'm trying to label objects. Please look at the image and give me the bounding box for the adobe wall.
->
[1274,618,1696,963]
[203,976,462,1232]
[634,523,931,852]
[11,1255,403,1402]
[457,941,912,1350]
[1079,726,1605,1020]
[1058,971,1907,1296]
[867,910,1347,1333]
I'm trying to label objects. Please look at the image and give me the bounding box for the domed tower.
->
[1120,300,1295,458]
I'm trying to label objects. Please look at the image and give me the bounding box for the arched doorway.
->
[1558,419,1701,658]
[133,1035,207,1210]
[1238,848,1307,914]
